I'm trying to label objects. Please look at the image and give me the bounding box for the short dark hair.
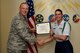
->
[55,9,63,14]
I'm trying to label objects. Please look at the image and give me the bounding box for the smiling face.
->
[55,11,62,21]
[19,3,29,17]
[55,9,63,22]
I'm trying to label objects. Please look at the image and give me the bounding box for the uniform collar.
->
[18,13,27,21]
[56,20,65,26]
[60,20,65,25]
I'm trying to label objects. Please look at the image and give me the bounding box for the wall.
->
[0,0,1,53]
[0,0,25,53]
[1,0,80,53]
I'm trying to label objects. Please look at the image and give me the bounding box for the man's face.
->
[55,11,63,21]
[19,4,29,16]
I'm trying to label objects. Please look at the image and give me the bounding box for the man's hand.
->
[28,28,36,33]
[30,28,36,33]
[50,30,55,36]
[37,38,45,46]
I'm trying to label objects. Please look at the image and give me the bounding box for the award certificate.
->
[36,22,50,34]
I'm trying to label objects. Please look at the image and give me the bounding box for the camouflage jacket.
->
[7,13,36,50]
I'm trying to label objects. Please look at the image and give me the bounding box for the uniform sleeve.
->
[62,22,70,36]
[14,18,36,44]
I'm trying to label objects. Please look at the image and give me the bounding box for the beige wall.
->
[1,0,80,53]
[0,0,1,53]
[1,0,25,53]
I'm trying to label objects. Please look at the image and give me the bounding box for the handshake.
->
[30,28,54,46]
[36,35,54,46]
[36,37,46,46]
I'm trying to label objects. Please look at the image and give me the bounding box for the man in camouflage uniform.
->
[7,2,37,53]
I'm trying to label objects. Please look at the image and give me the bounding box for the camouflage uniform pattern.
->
[7,13,36,53]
